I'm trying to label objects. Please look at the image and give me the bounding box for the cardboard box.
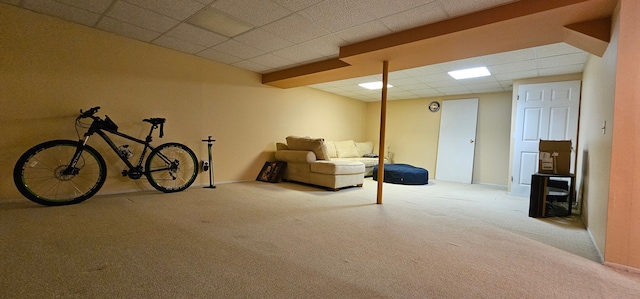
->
[538,140,572,174]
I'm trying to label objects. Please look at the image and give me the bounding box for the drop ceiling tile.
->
[335,21,392,44]
[465,81,504,91]
[482,48,536,66]
[534,42,582,57]
[435,84,471,93]
[153,35,206,54]
[271,44,325,64]
[389,77,421,87]
[212,39,264,59]
[488,60,537,74]
[395,83,432,91]
[412,88,444,98]
[96,17,161,42]
[438,0,517,17]
[248,53,295,68]
[211,0,292,26]
[107,1,178,32]
[413,72,453,83]
[261,13,330,43]
[233,29,294,52]
[493,69,539,81]
[538,64,584,77]
[537,53,587,69]
[165,23,228,47]
[499,80,514,90]
[124,0,205,20]
[441,57,486,71]
[379,2,448,32]
[458,75,499,85]
[56,0,113,14]
[23,0,101,26]
[299,34,346,56]
[426,79,462,88]
[366,0,440,18]
[271,0,324,12]
[232,60,271,73]
[196,48,243,64]
[297,0,378,32]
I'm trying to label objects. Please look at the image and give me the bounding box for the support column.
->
[377,61,389,204]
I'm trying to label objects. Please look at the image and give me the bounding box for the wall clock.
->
[428,101,440,112]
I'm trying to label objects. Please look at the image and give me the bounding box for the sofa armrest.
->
[275,150,317,163]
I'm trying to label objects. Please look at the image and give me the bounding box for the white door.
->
[511,81,581,197]
[436,98,479,183]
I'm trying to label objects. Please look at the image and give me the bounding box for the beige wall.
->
[365,92,512,185]
[576,6,619,257]
[0,5,366,199]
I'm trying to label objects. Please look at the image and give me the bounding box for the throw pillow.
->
[285,136,329,160]
[334,140,359,158]
[276,142,288,150]
[355,141,373,157]
[324,141,337,158]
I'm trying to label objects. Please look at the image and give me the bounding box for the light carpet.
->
[1,179,639,298]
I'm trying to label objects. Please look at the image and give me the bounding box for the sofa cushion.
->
[355,141,373,157]
[276,142,288,150]
[334,140,359,158]
[286,136,329,160]
[311,161,365,175]
[324,141,337,158]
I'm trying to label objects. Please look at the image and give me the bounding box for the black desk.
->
[529,173,575,218]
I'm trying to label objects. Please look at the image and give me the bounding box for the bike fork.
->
[63,137,90,175]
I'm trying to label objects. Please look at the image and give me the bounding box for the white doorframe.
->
[435,98,479,183]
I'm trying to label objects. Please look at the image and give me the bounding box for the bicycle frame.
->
[66,116,158,178]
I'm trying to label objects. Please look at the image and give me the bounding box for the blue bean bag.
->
[373,164,429,185]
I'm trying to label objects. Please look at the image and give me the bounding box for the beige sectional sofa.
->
[274,136,387,190]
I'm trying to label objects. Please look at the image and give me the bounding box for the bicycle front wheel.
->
[13,140,107,206]
[145,143,198,192]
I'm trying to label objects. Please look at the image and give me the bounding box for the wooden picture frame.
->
[256,161,287,183]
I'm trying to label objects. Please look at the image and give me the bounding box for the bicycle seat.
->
[143,118,165,125]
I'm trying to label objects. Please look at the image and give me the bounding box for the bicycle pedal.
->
[121,170,128,177]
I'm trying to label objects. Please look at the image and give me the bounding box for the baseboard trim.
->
[604,261,640,275]
[586,228,604,263]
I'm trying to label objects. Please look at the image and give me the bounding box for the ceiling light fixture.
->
[358,81,393,90]
[448,66,491,80]
[187,7,253,37]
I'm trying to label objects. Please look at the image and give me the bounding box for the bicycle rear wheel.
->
[13,140,107,206]
[145,142,197,192]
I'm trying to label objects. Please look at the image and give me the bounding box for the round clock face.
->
[429,101,440,112]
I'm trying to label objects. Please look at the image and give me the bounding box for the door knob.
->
[470,139,474,143]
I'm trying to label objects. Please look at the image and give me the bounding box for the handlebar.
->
[79,106,100,118]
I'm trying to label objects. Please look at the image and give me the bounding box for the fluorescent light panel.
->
[358,81,393,90]
[448,66,491,80]
[187,7,253,37]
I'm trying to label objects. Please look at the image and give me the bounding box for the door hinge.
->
[511,176,513,182]
[517,95,520,100]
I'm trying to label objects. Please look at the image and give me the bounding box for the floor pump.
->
[202,136,216,189]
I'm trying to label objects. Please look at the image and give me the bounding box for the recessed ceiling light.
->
[358,81,393,90]
[448,67,491,80]
[187,7,253,37]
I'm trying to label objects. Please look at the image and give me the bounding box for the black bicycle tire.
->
[13,140,107,206]
[145,142,198,193]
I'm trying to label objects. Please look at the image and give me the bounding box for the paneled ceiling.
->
[2,0,615,101]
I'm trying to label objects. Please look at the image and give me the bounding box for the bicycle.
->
[13,106,198,206]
